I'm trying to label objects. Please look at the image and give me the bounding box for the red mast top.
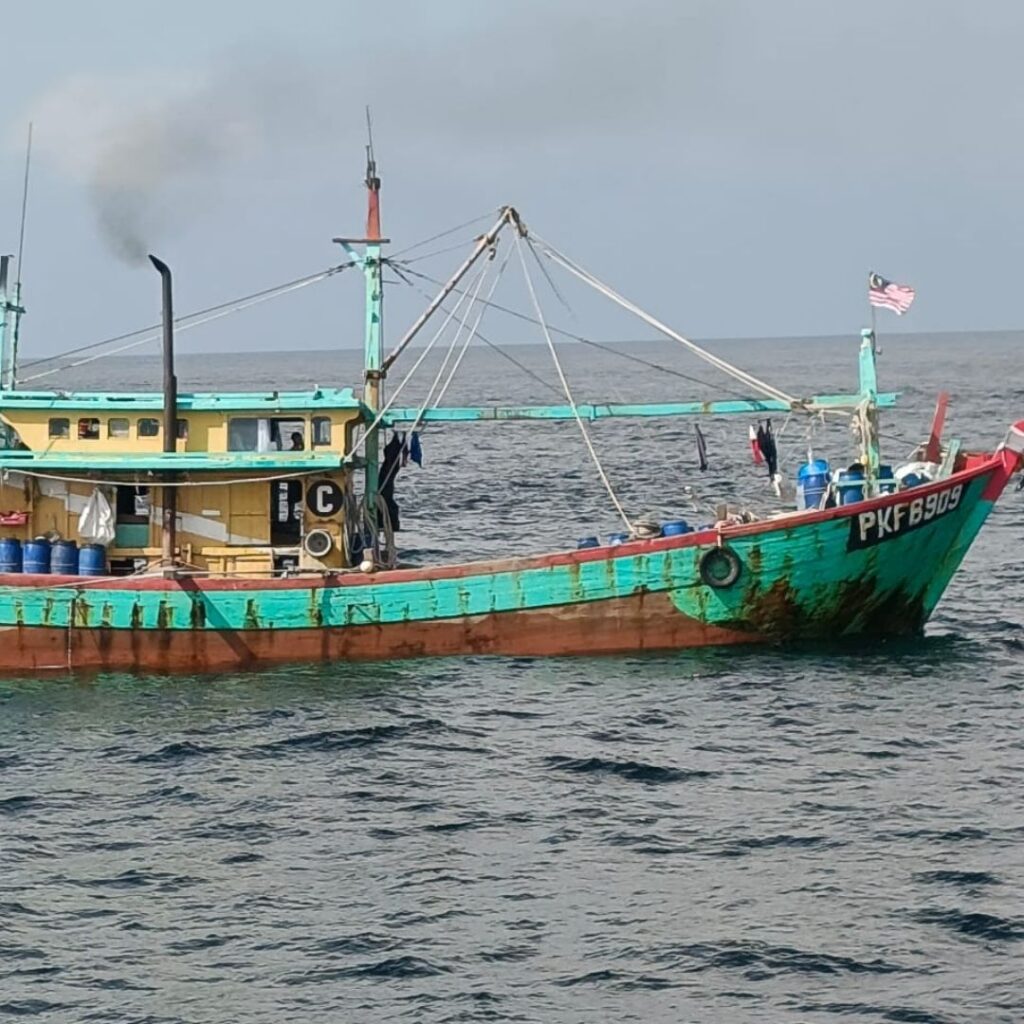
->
[365,107,381,242]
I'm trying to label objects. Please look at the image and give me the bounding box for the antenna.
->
[364,105,379,189]
[15,123,32,287]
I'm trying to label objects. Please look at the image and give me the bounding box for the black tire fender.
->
[699,546,742,589]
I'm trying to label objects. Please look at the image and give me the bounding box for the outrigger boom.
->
[386,394,900,425]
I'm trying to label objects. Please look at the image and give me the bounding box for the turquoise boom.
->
[386,394,900,424]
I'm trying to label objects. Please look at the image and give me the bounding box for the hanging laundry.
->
[756,420,778,478]
[381,432,404,531]
[694,424,709,471]
[749,424,764,465]
[409,431,423,467]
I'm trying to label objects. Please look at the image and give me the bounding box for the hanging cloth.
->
[409,431,423,467]
[756,420,778,478]
[380,432,404,532]
[749,424,764,466]
[78,488,116,546]
[694,424,709,472]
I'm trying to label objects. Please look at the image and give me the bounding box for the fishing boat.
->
[0,150,1020,674]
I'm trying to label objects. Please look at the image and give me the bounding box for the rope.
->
[347,263,484,462]
[387,210,500,261]
[414,261,493,422]
[407,250,510,432]
[513,232,633,533]
[17,264,353,384]
[389,263,562,397]
[535,237,799,407]
[5,466,333,488]
[432,251,510,408]
[391,263,743,397]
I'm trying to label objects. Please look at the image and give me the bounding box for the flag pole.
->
[868,272,877,347]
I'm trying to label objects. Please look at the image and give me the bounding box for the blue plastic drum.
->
[661,520,692,536]
[836,468,866,505]
[23,539,51,574]
[797,459,831,509]
[0,537,22,573]
[51,540,79,576]
[79,544,108,576]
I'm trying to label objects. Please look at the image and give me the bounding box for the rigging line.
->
[390,263,748,397]
[387,209,501,261]
[417,261,491,417]
[526,234,573,317]
[18,262,355,372]
[433,250,512,409]
[389,267,563,398]
[534,234,799,406]
[392,238,492,265]
[513,231,633,533]
[17,267,351,385]
[348,261,484,460]
[406,260,494,434]
[15,123,32,282]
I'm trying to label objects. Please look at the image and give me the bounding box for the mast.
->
[362,113,384,544]
[858,327,880,496]
[0,255,10,390]
[333,110,389,555]
[6,123,32,391]
[149,255,178,575]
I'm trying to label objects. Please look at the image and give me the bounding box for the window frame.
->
[77,417,101,440]
[311,416,332,448]
[108,417,131,439]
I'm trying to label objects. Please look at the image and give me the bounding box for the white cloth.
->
[78,488,116,546]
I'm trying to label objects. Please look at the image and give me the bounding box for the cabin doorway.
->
[270,479,302,546]
[114,485,151,549]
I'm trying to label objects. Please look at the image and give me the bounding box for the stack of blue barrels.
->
[0,538,107,576]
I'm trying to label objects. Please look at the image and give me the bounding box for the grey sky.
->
[3,0,1024,363]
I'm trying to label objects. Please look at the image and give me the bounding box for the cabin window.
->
[108,417,130,439]
[48,418,69,439]
[228,417,304,452]
[273,419,305,451]
[312,417,332,447]
[176,418,189,440]
[78,418,100,440]
[138,418,160,438]
[228,417,261,452]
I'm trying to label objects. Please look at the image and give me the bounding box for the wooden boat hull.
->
[0,439,1019,674]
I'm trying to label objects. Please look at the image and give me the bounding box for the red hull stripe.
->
[0,593,758,673]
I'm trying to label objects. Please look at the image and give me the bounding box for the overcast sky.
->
[3,0,1024,365]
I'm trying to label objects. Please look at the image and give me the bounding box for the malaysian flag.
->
[868,272,915,315]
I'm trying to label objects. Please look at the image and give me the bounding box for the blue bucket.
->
[577,536,599,550]
[51,540,79,576]
[836,467,866,505]
[79,544,107,577]
[0,537,22,573]
[607,532,630,545]
[797,459,830,510]
[879,464,896,495]
[661,520,692,537]
[23,539,51,574]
